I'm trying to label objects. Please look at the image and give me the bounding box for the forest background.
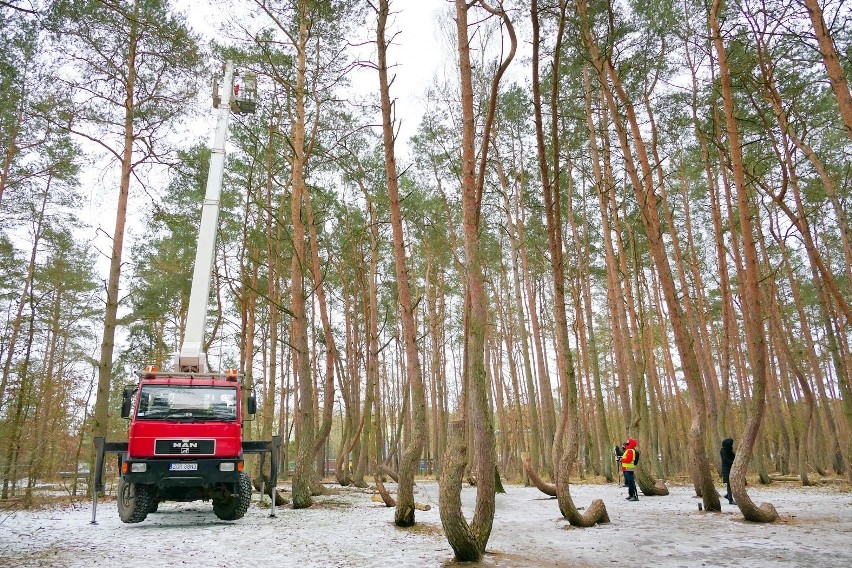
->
[0,0,850,554]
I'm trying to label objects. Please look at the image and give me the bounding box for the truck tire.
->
[213,472,252,521]
[147,497,160,514]
[117,478,154,523]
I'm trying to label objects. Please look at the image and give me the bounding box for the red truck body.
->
[93,370,279,523]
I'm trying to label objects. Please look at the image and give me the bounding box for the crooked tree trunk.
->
[376,0,427,528]
[439,1,514,559]
[532,0,609,527]
[440,421,481,560]
[521,453,557,497]
[577,0,717,511]
[711,0,778,522]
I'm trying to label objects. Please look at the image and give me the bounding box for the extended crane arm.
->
[178,62,234,372]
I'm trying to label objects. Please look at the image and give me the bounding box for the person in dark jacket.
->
[720,438,736,505]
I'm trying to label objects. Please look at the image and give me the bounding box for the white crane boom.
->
[177,61,250,372]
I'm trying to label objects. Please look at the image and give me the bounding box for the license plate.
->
[169,462,198,471]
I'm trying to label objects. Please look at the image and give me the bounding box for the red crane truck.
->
[92,61,279,524]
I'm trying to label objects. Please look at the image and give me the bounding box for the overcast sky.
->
[173,0,450,149]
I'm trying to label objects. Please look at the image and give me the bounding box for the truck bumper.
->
[121,458,243,488]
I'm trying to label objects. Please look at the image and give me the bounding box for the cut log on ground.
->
[252,477,288,506]
[371,494,431,511]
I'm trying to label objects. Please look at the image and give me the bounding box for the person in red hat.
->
[621,438,639,501]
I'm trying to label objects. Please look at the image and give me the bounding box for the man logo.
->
[172,440,198,453]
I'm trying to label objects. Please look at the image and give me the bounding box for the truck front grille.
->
[154,439,215,455]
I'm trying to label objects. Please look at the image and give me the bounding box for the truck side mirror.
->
[121,387,135,419]
[247,394,257,415]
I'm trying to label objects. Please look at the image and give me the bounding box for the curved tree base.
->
[556,485,610,527]
[636,464,669,496]
[739,499,780,523]
[335,471,352,487]
[252,476,288,506]
[522,453,556,497]
[440,420,483,562]
[733,480,779,523]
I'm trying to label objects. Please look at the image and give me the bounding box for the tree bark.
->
[801,0,852,139]
[533,0,609,526]
[93,4,138,440]
[375,0,427,528]
[710,0,778,522]
[289,3,314,509]
[438,0,514,558]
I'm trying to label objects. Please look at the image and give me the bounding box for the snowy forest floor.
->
[1,478,850,567]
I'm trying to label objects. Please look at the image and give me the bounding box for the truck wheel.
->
[147,497,160,514]
[213,472,252,521]
[117,478,154,523]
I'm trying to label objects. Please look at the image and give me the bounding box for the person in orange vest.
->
[621,438,639,501]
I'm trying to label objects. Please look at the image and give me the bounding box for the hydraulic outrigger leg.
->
[91,437,128,524]
[243,436,282,518]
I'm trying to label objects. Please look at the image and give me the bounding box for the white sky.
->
[174,0,450,149]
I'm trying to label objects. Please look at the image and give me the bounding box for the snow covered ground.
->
[1,479,850,567]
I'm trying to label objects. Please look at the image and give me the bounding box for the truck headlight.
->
[219,463,235,472]
[130,463,147,473]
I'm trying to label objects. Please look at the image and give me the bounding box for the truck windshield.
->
[136,386,238,421]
